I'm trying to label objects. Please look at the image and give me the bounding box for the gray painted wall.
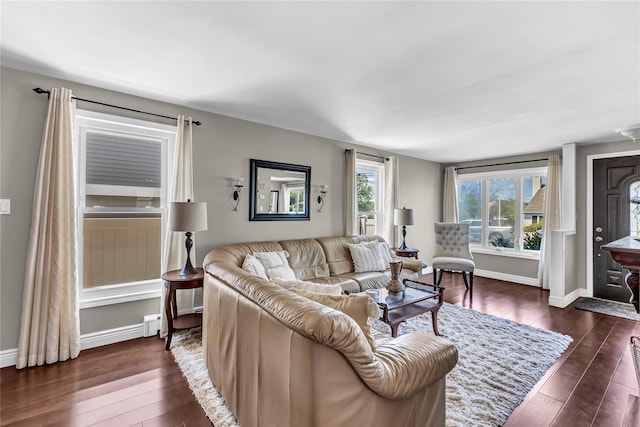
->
[0,67,442,351]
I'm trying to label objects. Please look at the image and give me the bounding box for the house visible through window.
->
[76,110,176,307]
[356,159,384,235]
[458,168,546,254]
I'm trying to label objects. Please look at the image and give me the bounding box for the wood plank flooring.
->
[1,274,639,426]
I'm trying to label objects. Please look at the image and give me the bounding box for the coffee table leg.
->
[390,323,400,337]
[431,309,441,336]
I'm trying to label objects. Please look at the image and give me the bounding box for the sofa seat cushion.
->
[306,276,360,294]
[341,271,390,290]
[272,278,342,295]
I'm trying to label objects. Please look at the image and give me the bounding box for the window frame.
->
[75,110,176,309]
[457,167,547,259]
[356,158,385,236]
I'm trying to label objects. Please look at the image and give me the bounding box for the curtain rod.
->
[33,88,202,126]
[455,158,548,171]
[345,149,389,161]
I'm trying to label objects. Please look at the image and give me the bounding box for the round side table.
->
[162,268,204,350]
[393,247,420,259]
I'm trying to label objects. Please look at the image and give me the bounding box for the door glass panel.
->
[630,181,640,236]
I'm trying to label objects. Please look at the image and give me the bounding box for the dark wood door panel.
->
[593,156,640,303]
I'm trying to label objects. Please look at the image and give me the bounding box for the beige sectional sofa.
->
[202,234,458,427]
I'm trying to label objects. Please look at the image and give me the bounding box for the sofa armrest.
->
[392,256,427,271]
[365,332,457,399]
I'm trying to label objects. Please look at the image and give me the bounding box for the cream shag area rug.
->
[171,302,572,427]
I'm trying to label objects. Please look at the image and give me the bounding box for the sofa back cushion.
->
[317,235,386,276]
[279,238,330,280]
[203,241,284,268]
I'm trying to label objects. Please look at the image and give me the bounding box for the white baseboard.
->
[549,287,587,308]
[1,322,150,368]
[474,268,539,287]
[421,266,433,276]
[0,348,18,368]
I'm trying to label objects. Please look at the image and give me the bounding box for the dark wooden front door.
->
[593,155,640,302]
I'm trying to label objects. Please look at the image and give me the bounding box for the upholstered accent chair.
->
[432,222,475,294]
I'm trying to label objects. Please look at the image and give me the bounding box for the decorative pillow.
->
[272,278,342,295]
[377,241,394,268]
[292,289,380,349]
[348,241,386,273]
[242,254,269,280]
[252,250,297,281]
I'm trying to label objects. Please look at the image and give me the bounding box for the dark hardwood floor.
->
[1,274,639,426]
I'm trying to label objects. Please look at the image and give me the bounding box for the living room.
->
[1,1,639,426]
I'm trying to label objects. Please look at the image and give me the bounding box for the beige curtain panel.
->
[383,156,399,246]
[160,116,195,338]
[538,155,562,289]
[17,87,81,368]
[442,166,459,222]
[345,149,358,236]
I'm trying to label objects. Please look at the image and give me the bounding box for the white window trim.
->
[356,159,385,235]
[458,166,547,259]
[75,110,176,309]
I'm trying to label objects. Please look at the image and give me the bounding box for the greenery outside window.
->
[76,110,176,308]
[458,168,546,255]
[356,159,384,235]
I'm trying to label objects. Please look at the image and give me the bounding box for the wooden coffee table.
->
[372,279,444,337]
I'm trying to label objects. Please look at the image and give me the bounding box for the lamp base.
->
[179,231,198,276]
[398,225,408,250]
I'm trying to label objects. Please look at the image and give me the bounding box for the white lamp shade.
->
[394,208,415,226]
[170,201,208,232]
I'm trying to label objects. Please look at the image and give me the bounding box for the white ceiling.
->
[2,1,639,163]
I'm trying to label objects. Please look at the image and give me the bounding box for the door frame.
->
[586,149,640,298]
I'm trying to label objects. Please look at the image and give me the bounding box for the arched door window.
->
[630,181,640,235]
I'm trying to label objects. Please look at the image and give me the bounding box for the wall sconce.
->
[232,178,244,211]
[317,185,328,212]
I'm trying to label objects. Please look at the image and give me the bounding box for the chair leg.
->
[462,271,470,289]
[434,268,443,286]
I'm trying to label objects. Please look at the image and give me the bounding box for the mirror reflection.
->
[249,159,311,221]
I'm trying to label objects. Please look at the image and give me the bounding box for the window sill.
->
[470,247,540,261]
[79,279,162,309]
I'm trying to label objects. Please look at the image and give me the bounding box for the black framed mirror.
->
[249,159,311,221]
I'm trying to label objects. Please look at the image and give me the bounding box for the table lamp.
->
[170,200,208,276]
[394,207,415,250]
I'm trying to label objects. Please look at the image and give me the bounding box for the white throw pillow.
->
[253,250,297,281]
[242,254,269,280]
[377,241,394,268]
[272,278,342,295]
[348,241,386,273]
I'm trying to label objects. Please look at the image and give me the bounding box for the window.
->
[458,168,546,255]
[356,159,384,235]
[76,110,176,308]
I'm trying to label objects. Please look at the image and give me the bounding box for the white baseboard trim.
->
[0,348,18,368]
[1,322,150,368]
[80,323,145,351]
[474,268,539,287]
[549,287,587,308]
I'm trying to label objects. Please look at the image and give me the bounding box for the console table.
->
[602,236,640,313]
[162,268,204,350]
